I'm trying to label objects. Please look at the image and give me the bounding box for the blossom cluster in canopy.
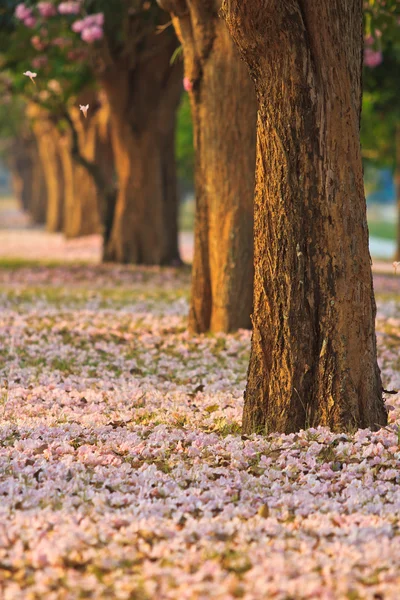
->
[15,1,104,44]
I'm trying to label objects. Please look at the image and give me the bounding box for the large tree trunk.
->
[395,123,400,261]
[29,143,47,224]
[100,29,183,265]
[60,97,101,239]
[223,0,387,433]
[158,0,257,333]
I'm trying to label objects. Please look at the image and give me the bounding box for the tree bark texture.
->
[158,0,257,333]
[100,27,183,265]
[223,0,387,433]
[28,105,65,233]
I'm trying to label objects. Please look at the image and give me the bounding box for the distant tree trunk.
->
[223,0,387,433]
[158,0,256,333]
[29,143,47,224]
[395,123,400,261]
[100,29,182,265]
[94,92,116,252]
[28,105,64,233]
[9,137,32,212]
[60,98,101,238]
[9,135,46,224]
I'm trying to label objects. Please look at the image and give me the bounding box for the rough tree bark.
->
[99,20,183,265]
[158,0,257,333]
[223,0,387,433]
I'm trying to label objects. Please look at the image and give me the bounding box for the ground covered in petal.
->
[0,263,400,600]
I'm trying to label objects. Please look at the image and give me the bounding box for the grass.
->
[368,219,397,241]
[0,257,90,269]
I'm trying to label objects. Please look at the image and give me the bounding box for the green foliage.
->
[364,0,400,43]
[362,43,400,171]
[176,94,194,185]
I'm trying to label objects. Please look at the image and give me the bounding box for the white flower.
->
[79,104,89,118]
[393,261,400,274]
[23,70,37,84]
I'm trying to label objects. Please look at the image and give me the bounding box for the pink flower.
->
[84,13,104,27]
[31,36,45,51]
[79,104,89,118]
[183,77,193,92]
[37,2,57,18]
[15,3,32,20]
[72,14,104,36]
[71,19,85,33]
[364,48,383,68]
[23,16,37,28]
[58,1,81,15]
[81,25,103,43]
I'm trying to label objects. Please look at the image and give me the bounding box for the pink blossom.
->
[37,2,57,18]
[71,19,85,33]
[23,15,37,28]
[58,1,81,15]
[81,25,103,43]
[364,48,383,68]
[72,14,104,39]
[183,77,193,92]
[15,3,32,20]
[84,13,104,27]
[31,36,45,51]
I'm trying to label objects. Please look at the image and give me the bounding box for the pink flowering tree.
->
[3,0,183,264]
[363,0,400,67]
[0,2,104,234]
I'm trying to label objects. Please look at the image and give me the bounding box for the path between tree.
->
[0,195,194,264]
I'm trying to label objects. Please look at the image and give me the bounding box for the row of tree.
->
[1,0,399,434]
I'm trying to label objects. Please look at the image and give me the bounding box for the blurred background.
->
[0,1,399,266]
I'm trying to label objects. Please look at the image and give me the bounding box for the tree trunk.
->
[395,123,400,261]
[100,30,183,265]
[9,137,32,212]
[158,0,257,333]
[9,135,47,224]
[29,143,47,224]
[223,0,387,433]
[95,91,116,250]
[60,99,101,239]
[28,106,64,233]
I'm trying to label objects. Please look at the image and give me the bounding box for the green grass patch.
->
[0,258,91,270]
[368,220,396,241]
